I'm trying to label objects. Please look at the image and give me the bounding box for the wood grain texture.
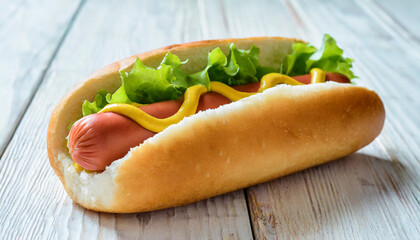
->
[0,0,82,156]
[239,0,420,239]
[355,0,420,58]
[0,0,252,239]
[1,0,420,239]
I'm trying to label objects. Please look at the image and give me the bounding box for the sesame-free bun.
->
[47,37,385,213]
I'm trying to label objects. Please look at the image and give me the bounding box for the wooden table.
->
[1,0,419,239]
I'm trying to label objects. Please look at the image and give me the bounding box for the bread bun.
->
[47,37,385,213]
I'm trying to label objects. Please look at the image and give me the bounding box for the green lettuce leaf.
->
[256,65,276,80]
[282,42,317,76]
[82,89,109,117]
[81,35,355,117]
[193,43,261,87]
[84,44,263,116]
[160,53,190,89]
[108,57,184,104]
[224,44,260,85]
[305,34,356,79]
[281,34,356,80]
[189,46,238,88]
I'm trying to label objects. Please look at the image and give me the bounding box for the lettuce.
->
[305,34,355,79]
[190,44,261,87]
[209,44,260,86]
[82,89,109,116]
[82,43,262,116]
[106,57,182,105]
[281,43,317,76]
[281,34,356,80]
[81,35,355,117]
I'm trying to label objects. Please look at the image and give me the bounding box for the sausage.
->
[69,73,350,171]
[68,87,252,171]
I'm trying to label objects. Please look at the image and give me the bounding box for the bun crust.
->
[47,37,385,213]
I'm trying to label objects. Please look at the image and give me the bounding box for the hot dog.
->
[47,35,384,213]
[69,73,350,171]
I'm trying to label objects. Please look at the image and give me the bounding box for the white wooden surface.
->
[0,0,82,156]
[1,0,419,239]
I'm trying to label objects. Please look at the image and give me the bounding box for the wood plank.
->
[0,0,254,239]
[0,0,83,156]
[215,0,420,239]
[355,0,420,51]
[248,143,420,239]
[199,0,302,39]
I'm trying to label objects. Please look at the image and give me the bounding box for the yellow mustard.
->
[99,85,208,132]
[310,68,325,84]
[258,73,304,92]
[73,162,94,173]
[130,102,144,107]
[209,81,254,101]
[99,69,326,133]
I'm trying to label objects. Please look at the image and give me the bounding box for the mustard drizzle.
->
[310,68,326,84]
[98,68,326,133]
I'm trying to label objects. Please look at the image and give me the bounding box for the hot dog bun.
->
[47,37,385,213]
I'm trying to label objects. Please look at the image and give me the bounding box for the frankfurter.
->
[47,35,385,213]
[69,73,350,171]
